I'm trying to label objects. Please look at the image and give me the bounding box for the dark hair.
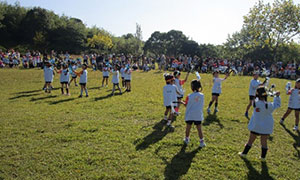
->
[296,78,300,83]
[213,70,219,75]
[254,86,268,109]
[82,64,87,68]
[191,79,202,92]
[173,70,181,77]
[164,74,174,84]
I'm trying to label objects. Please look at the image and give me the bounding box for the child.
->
[280,79,300,131]
[120,64,126,88]
[207,70,229,114]
[163,74,178,127]
[75,64,88,98]
[182,79,206,147]
[69,62,78,86]
[239,86,281,160]
[245,72,265,119]
[55,64,70,95]
[111,65,122,95]
[43,62,54,93]
[174,70,189,115]
[102,64,110,87]
[124,66,132,92]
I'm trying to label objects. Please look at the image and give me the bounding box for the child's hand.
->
[275,91,280,96]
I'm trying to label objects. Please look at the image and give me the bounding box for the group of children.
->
[43,61,133,97]
[163,69,300,160]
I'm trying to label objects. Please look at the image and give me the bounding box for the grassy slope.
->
[0,68,299,180]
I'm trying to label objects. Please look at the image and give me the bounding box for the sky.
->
[4,0,300,45]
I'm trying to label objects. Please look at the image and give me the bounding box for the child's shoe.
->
[183,137,190,145]
[293,125,298,131]
[78,95,82,98]
[214,108,219,113]
[163,116,168,121]
[207,108,211,114]
[238,152,247,158]
[279,119,284,125]
[199,140,206,148]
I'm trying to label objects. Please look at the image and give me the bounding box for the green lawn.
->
[0,68,299,180]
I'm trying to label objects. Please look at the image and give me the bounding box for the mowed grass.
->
[0,68,299,180]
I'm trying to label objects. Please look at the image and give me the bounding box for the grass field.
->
[0,68,299,180]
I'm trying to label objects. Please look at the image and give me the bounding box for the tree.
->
[87,31,113,52]
[242,0,300,61]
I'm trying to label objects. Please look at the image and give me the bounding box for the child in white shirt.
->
[280,79,300,131]
[69,62,78,86]
[75,64,88,98]
[207,70,229,114]
[55,64,70,95]
[120,64,125,88]
[111,65,122,95]
[43,62,54,93]
[173,70,189,115]
[239,86,281,160]
[124,67,132,92]
[245,72,266,119]
[102,64,110,87]
[163,74,178,127]
[182,79,206,147]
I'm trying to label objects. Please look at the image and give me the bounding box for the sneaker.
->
[238,152,247,158]
[214,108,219,113]
[75,84,78,87]
[78,95,82,98]
[293,125,298,131]
[279,119,284,125]
[183,137,190,145]
[163,116,168,121]
[207,108,211,114]
[86,95,89,97]
[199,141,206,148]
[245,111,249,119]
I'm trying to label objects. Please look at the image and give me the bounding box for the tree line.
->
[1,0,300,63]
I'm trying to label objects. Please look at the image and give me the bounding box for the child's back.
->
[185,92,204,121]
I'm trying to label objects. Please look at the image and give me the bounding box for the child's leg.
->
[112,84,116,94]
[128,82,131,91]
[105,78,108,86]
[295,110,299,126]
[246,100,253,113]
[102,78,105,86]
[74,78,77,85]
[175,98,181,113]
[260,135,269,158]
[69,78,73,85]
[48,83,52,92]
[66,83,70,95]
[185,123,192,138]
[164,107,170,116]
[61,83,64,94]
[117,84,122,93]
[215,96,219,110]
[80,85,83,96]
[196,124,204,139]
[241,132,257,155]
[122,79,125,87]
[281,108,292,122]
[84,85,88,96]
[208,95,216,108]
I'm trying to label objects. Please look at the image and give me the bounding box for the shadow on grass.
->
[94,92,123,101]
[203,114,224,129]
[49,97,76,105]
[89,86,100,90]
[280,124,300,158]
[14,89,41,94]
[30,95,57,102]
[9,93,40,100]
[164,144,201,180]
[134,120,171,151]
[241,158,274,180]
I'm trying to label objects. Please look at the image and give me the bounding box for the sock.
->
[66,88,69,94]
[61,88,64,94]
[215,102,218,108]
[167,120,171,125]
[261,147,268,158]
[200,138,204,142]
[80,89,83,96]
[85,89,88,96]
[208,101,213,108]
[242,144,252,155]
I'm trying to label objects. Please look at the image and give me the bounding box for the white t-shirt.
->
[120,68,125,78]
[112,70,119,84]
[184,92,204,121]
[288,89,300,109]
[44,67,54,82]
[174,78,184,97]
[60,69,69,83]
[103,67,109,77]
[163,84,177,106]
[124,69,132,80]
[249,79,261,96]
[79,70,88,83]
[212,77,226,94]
[248,97,281,134]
